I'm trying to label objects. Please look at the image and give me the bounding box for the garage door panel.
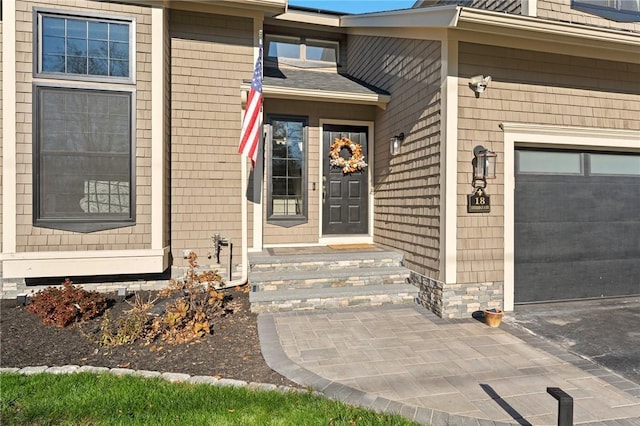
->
[516,259,640,302]
[515,149,640,304]
[516,181,640,223]
[516,222,640,263]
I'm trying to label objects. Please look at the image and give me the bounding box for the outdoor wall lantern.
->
[390,132,405,156]
[468,145,497,213]
[469,75,492,97]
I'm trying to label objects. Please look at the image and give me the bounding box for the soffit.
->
[242,67,390,108]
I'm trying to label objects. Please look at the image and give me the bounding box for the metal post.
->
[547,387,573,426]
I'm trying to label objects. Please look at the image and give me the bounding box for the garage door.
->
[515,149,640,303]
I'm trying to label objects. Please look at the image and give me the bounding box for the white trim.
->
[151,7,165,250]
[275,9,341,27]
[318,119,375,240]
[2,0,17,254]
[1,248,170,279]
[440,39,458,285]
[318,236,374,246]
[522,0,538,17]
[501,123,640,312]
[252,84,390,109]
[341,5,460,28]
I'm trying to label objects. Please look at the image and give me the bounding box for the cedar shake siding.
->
[15,0,153,253]
[417,0,521,13]
[456,41,640,286]
[169,10,253,267]
[537,1,640,32]
[347,35,443,279]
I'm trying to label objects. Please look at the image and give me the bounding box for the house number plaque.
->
[467,187,490,213]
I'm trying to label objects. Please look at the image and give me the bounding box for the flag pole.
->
[232,29,262,288]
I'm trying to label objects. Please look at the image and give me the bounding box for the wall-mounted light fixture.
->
[469,75,492,97]
[390,132,405,156]
[468,145,497,213]
[472,145,497,186]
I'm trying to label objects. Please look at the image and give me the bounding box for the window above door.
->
[265,34,339,68]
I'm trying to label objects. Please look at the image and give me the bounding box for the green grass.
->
[0,373,419,425]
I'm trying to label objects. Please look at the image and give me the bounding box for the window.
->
[573,0,640,22]
[589,153,640,176]
[267,116,308,227]
[34,87,134,232]
[33,9,136,232]
[265,35,339,67]
[516,150,583,175]
[36,10,134,81]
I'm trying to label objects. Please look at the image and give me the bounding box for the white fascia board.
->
[275,10,341,27]
[340,5,460,28]
[245,83,390,108]
[1,248,171,279]
[458,8,640,48]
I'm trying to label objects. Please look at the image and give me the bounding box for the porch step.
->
[250,266,410,291]
[249,250,404,273]
[249,284,418,313]
[248,247,417,313]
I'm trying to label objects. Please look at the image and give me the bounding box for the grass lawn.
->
[0,373,420,425]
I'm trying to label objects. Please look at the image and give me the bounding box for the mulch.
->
[0,285,297,387]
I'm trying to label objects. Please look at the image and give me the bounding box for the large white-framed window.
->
[32,9,136,233]
[35,9,135,83]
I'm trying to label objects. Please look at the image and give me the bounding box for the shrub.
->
[27,279,108,327]
[100,293,157,346]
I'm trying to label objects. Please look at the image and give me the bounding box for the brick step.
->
[249,250,404,273]
[250,266,410,292]
[249,283,418,313]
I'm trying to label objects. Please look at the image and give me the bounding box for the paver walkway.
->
[259,304,640,425]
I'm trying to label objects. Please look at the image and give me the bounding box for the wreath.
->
[329,137,368,174]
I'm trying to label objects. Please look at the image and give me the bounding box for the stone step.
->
[250,266,410,292]
[249,283,418,313]
[249,250,404,273]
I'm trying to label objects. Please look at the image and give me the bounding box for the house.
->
[1,0,638,318]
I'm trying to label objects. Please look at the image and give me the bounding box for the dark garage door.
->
[515,149,640,303]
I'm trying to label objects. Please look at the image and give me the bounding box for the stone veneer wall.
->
[411,272,502,319]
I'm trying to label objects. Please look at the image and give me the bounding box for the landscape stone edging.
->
[0,365,317,396]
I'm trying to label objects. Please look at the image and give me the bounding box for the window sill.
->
[267,217,308,228]
[34,220,135,233]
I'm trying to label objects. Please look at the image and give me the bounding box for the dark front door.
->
[322,125,369,235]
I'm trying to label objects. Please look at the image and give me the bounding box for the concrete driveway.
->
[507,296,640,386]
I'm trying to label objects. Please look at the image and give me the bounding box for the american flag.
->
[238,40,263,167]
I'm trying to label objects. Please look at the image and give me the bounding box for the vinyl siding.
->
[14,0,153,253]
[347,35,443,278]
[169,9,253,267]
[456,42,640,285]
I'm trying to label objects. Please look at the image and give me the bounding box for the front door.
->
[322,125,369,235]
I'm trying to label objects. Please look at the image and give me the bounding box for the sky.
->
[288,0,417,14]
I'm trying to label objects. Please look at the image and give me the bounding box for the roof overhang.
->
[240,82,390,109]
[117,0,287,16]
[340,5,640,60]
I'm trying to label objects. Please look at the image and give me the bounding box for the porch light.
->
[390,133,405,156]
[473,145,497,183]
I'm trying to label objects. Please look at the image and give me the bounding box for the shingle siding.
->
[347,35,443,279]
[14,0,153,253]
[537,0,640,32]
[169,10,253,267]
[456,42,640,285]
[418,0,521,13]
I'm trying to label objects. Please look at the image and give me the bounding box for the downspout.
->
[218,109,250,290]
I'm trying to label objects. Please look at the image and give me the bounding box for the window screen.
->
[35,86,134,231]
